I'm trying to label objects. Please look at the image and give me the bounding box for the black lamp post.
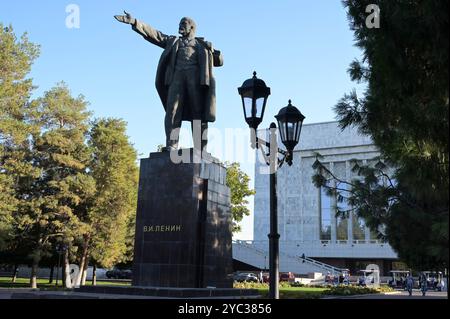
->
[238,72,305,299]
[275,100,306,161]
[238,72,271,148]
[55,243,67,287]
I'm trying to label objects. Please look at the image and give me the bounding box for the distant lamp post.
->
[55,244,67,287]
[275,100,305,165]
[238,72,305,299]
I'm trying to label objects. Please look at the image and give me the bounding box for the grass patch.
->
[0,277,131,290]
[233,282,326,299]
[261,287,326,299]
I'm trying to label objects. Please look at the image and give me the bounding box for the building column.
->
[330,163,337,243]
[362,160,370,243]
[300,157,304,243]
[365,226,371,242]
[346,161,353,243]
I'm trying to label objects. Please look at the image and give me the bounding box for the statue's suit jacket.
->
[132,20,223,123]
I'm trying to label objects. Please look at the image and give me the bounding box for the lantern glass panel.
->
[243,97,253,120]
[296,122,303,142]
[278,119,286,142]
[256,97,265,118]
[287,122,296,141]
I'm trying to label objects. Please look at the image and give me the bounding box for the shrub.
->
[324,285,379,296]
[377,285,395,293]
[233,282,268,289]
[279,281,292,288]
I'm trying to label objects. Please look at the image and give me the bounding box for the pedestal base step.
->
[76,286,260,298]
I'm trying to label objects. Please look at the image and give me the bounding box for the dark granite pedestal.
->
[132,149,233,288]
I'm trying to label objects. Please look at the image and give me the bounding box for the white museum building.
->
[233,121,399,276]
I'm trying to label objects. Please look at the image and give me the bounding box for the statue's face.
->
[179,19,193,37]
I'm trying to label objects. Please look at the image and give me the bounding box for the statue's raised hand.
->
[114,11,135,25]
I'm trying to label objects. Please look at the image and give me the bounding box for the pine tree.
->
[20,83,94,288]
[314,1,448,270]
[74,118,138,286]
[0,24,41,273]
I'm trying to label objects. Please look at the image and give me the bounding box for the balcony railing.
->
[235,239,387,246]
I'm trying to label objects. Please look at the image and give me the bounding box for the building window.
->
[352,215,366,241]
[336,216,348,241]
[370,230,379,240]
[336,181,350,241]
[349,161,368,241]
[320,187,332,240]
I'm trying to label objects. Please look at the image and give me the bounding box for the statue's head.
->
[179,17,196,38]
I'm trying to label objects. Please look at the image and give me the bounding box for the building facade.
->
[246,121,398,276]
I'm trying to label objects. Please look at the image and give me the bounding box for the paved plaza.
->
[329,290,448,300]
[1,288,447,300]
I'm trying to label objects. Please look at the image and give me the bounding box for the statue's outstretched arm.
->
[114,11,135,25]
[114,11,170,49]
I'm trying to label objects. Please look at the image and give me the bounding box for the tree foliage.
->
[86,118,139,269]
[313,1,449,270]
[225,162,255,233]
[0,24,40,258]
[1,25,139,287]
[17,84,94,288]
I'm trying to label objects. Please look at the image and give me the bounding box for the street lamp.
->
[238,71,271,131]
[238,72,271,149]
[238,72,305,299]
[275,100,305,164]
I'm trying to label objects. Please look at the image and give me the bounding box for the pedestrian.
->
[343,272,350,285]
[419,273,427,296]
[406,273,414,296]
[325,272,331,285]
[439,277,446,291]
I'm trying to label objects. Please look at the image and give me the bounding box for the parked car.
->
[280,272,295,282]
[106,268,132,279]
[233,272,259,283]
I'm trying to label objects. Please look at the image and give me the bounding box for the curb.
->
[321,294,379,299]
[322,291,418,299]
[383,291,402,295]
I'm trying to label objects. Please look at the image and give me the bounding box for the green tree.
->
[0,24,41,276]
[314,1,448,270]
[0,25,139,288]
[0,174,15,250]
[22,83,94,288]
[225,162,256,233]
[75,118,138,286]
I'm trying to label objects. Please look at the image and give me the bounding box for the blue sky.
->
[1,0,364,240]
